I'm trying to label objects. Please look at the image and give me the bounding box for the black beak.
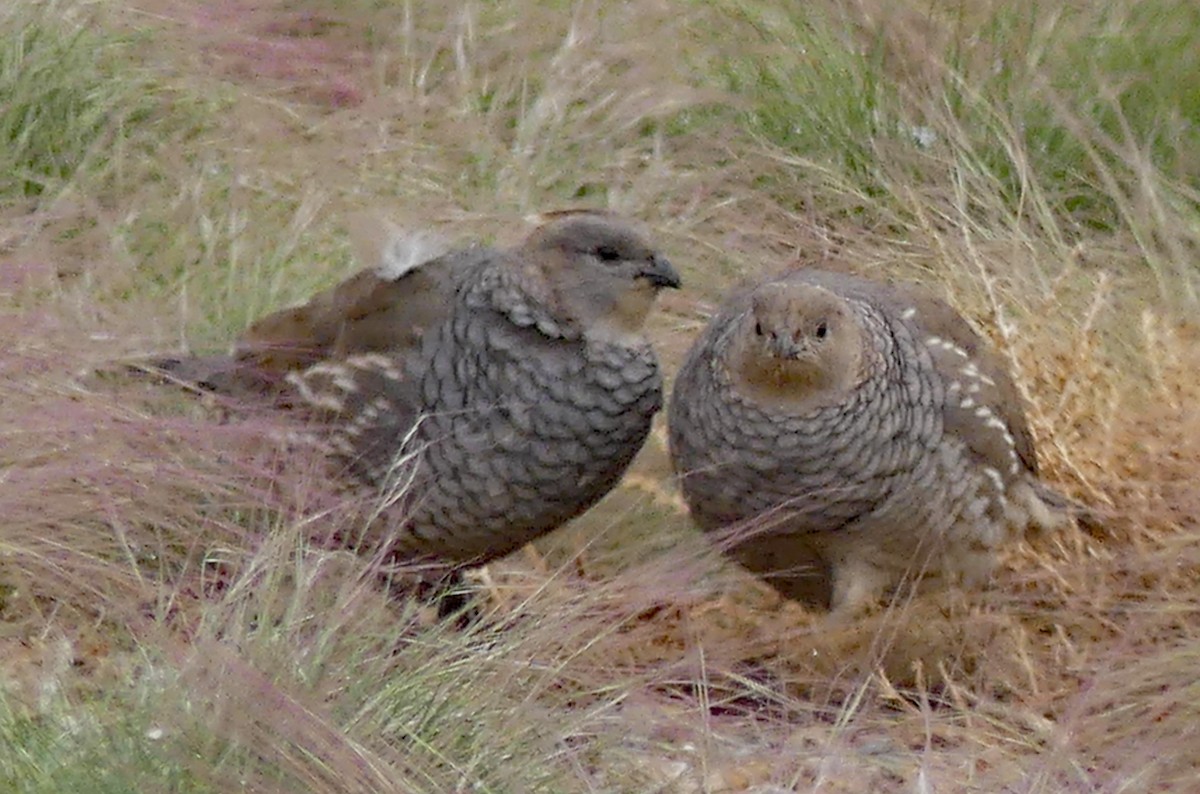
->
[765,333,815,362]
[638,254,682,289]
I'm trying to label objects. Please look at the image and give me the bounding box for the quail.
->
[158,211,681,571]
[668,268,1070,614]
[150,221,466,396]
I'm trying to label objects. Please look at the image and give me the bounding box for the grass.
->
[708,0,1200,305]
[1,0,1199,790]
[0,0,155,201]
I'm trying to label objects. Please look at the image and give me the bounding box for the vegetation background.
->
[1,0,1198,790]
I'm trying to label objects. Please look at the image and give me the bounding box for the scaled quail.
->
[159,211,681,570]
[668,268,1069,614]
[150,219,463,396]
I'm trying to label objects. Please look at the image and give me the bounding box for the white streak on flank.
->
[285,372,345,412]
[960,397,975,408]
[346,353,404,382]
[974,406,992,419]
[941,340,967,357]
[333,373,359,393]
[983,466,1005,491]
[901,307,917,320]
[926,336,943,347]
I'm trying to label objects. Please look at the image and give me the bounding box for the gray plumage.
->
[668,268,1067,613]
[149,227,474,395]
[286,211,681,567]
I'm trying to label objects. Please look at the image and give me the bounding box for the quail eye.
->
[595,245,622,262]
[754,321,764,336]
[815,322,828,339]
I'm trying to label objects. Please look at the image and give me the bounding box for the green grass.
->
[106,173,358,348]
[0,1,197,204]
[713,4,896,200]
[944,0,1200,229]
[0,523,652,793]
[0,684,216,793]
[704,0,1200,300]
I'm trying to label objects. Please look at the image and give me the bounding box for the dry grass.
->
[2,0,1199,791]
